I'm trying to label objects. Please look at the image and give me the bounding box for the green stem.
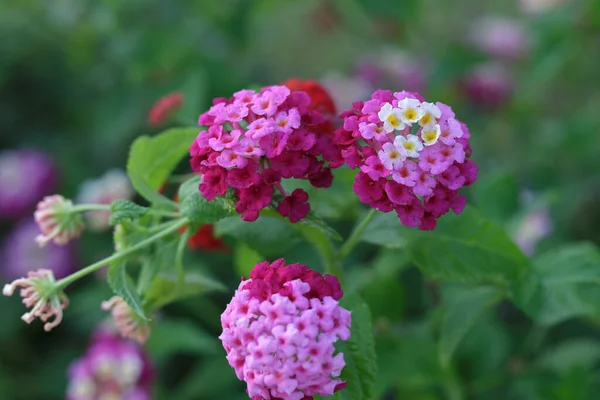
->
[70,204,111,213]
[55,218,189,291]
[175,226,193,286]
[338,209,377,259]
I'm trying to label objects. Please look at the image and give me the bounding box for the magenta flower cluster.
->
[333,90,478,230]
[190,85,341,222]
[220,259,350,399]
[66,327,154,400]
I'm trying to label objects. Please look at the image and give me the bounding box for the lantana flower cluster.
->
[220,259,350,399]
[66,327,154,400]
[190,85,340,223]
[334,90,478,229]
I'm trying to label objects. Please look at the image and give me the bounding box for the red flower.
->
[148,92,184,126]
[281,79,337,134]
[186,224,228,252]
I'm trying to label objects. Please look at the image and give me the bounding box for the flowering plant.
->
[2,76,596,400]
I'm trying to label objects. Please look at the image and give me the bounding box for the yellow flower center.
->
[387,114,400,127]
[389,150,400,160]
[404,109,417,121]
[423,131,437,143]
[420,113,432,125]
[403,142,415,151]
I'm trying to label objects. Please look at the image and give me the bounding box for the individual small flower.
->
[34,195,85,246]
[66,326,154,400]
[191,85,342,223]
[77,169,134,232]
[460,62,512,109]
[0,149,58,220]
[395,134,424,158]
[397,97,425,125]
[101,296,151,345]
[333,89,478,230]
[0,219,75,281]
[148,92,184,126]
[378,103,405,132]
[220,259,350,399]
[2,269,68,331]
[420,124,441,146]
[469,16,530,60]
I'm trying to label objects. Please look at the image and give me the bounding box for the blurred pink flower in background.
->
[0,149,58,220]
[460,62,513,109]
[66,326,154,400]
[0,218,75,282]
[512,192,553,256]
[355,48,426,93]
[469,16,530,61]
[77,169,134,232]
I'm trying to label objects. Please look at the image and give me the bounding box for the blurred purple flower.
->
[66,326,154,400]
[0,218,75,282]
[513,206,553,256]
[460,62,513,109]
[355,48,426,93]
[0,149,58,220]
[469,17,530,61]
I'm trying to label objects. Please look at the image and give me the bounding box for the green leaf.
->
[438,286,504,367]
[364,206,529,284]
[144,270,227,309]
[178,176,237,223]
[472,170,519,223]
[127,127,198,206]
[515,243,600,325]
[234,242,263,278]
[338,293,378,400]
[109,199,149,226]
[107,261,149,321]
[536,339,600,374]
[214,215,302,257]
[176,71,207,124]
[147,319,220,360]
[260,207,343,241]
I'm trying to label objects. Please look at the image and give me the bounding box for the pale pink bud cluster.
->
[2,269,68,331]
[220,259,350,399]
[102,296,151,344]
[34,195,84,246]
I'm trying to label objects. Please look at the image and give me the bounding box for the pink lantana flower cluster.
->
[190,85,340,222]
[334,90,478,230]
[220,259,350,400]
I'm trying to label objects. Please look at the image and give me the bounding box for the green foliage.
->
[109,199,149,225]
[107,261,150,320]
[338,293,378,400]
[438,285,504,367]
[363,206,529,284]
[178,176,237,224]
[516,243,600,325]
[144,270,227,309]
[127,127,199,206]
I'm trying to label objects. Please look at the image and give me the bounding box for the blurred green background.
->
[1,0,600,399]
